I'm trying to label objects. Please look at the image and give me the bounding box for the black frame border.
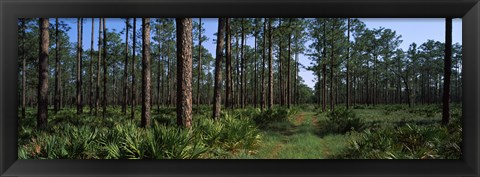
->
[1,0,479,176]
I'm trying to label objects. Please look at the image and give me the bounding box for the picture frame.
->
[1,0,478,176]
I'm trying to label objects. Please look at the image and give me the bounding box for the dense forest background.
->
[17,18,462,159]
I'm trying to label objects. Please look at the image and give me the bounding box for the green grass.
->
[18,103,462,159]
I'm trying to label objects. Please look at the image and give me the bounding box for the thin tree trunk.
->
[89,18,94,114]
[268,19,274,109]
[141,18,151,128]
[213,18,225,120]
[102,18,107,118]
[131,18,137,119]
[240,18,245,108]
[261,18,267,110]
[287,20,291,108]
[21,18,27,118]
[176,18,193,127]
[54,18,60,114]
[196,18,202,109]
[77,18,84,114]
[330,19,335,111]
[38,18,49,130]
[442,17,452,125]
[254,28,258,108]
[225,18,232,109]
[122,18,129,114]
[96,18,102,116]
[346,18,350,109]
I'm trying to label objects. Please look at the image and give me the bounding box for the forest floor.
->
[18,104,462,159]
[237,111,350,159]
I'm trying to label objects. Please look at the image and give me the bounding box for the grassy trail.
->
[245,111,351,159]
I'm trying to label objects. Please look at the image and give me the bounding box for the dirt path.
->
[294,113,305,125]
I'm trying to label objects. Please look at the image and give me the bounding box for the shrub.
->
[252,107,291,128]
[325,108,365,134]
[336,121,462,159]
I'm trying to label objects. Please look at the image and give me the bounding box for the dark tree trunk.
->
[131,18,137,119]
[346,18,350,109]
[261,18,267,110]
[213,18,226,120]
[254,28,258,108]
[77,18,84,114]
[54,18,60,114]
[442,18,452,125]
[240,18,245,108]
[89,18,95,114]
[37,18,49,130]
[156,23,162,110]
[287,20,291,108]
[96,18,102,116]
[196,18,202,109]
[176,18,193,127]
[268,19,274,109]
[322,19,327,112]
[102,18,107,118]
[141,18,151,128]
[122,18,129,115]
[225,18,232,109]
[330,19,335,111]
[21,18,27,119]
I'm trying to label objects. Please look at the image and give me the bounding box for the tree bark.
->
[54,18,60,114]
[346,18,350,109]
[89,18,95,114]
[176,18,193,127]
[213,18,226,120]
[102,18,107,118]
[442,18,452,125]
[37,18,49,130]
[77,18,84,114]
[330,19,335,111]
[141,18,151,128]
[131,18,137,119]
[122,18,129,114]
[261,18,267,110]
[268,19,274,109]
[96,18,102,116]
[225,18,232,109]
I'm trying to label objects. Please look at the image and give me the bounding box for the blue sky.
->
[58,18,462,89]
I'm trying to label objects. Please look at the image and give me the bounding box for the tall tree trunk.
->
[77,18,84,114]
[330,19,335,111]
[21,18,27,119]
[346,18,350,109]
[240,18,245,108]
[196,18,202,109]
[442,18,452,125]
[322,19,327,112]
[54,18,60,114]
[141,18,151,128]
[38,18,49,130]
[278,20,283,106]
[156,24,162,110]
[268,19,274,109]
[176,18,193,127]
[235,31,240,107]
[96,18,102,116]
[102,18,107,118]
[287,20,291,108]
[131,18,137,119]
[261,18,267,110]
[213,18,226,120]
[122,18,129,114]
[254,29,258,108]
[225,18,232,109]
[89,18,95,114]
